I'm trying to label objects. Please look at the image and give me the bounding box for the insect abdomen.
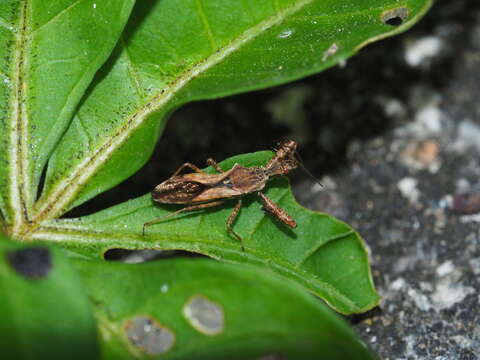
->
[152,180,206,204]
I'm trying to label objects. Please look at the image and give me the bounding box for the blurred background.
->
[74,1,480,358]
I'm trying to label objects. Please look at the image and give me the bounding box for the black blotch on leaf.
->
[6,247,52,280]
[381,7,409,26]
[385,16,403,26]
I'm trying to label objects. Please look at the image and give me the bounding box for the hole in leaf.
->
[125,316,175,355]
[103,248,207,262]
[183,294,224,335]
[381,7,409,26]
[36,163,48,201]
[6,247,52,280]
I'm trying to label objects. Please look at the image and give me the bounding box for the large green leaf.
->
[34,151,379,314]
[0,235,99,359]
[0,0,135,230]
[74,257,375,359]
[0,0,433,315]
[29,0,433,225]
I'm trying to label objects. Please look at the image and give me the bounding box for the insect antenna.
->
[294,151,324,188]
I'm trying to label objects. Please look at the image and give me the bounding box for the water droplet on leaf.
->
[277,29,294,39]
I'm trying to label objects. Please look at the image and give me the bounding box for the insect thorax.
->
[228,165,267,193]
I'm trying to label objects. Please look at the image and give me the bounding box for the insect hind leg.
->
[143,201,225,235]
[226,199,244,251]
[257,192,297,228]
[206,158,224,173]
[171,162,205,177]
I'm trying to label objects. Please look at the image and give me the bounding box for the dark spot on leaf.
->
[381,7,409,26]
[125,316,175,355]
[6,247,52,280]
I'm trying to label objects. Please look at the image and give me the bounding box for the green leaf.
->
[1,0,433,315]
[30,0,433,224]
[74,257,375,359]
[0,235,99,359]
[35,152,379,314]
[0,0,135,229]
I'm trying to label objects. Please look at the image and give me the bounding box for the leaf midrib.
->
[8,0,31,233]
[31,221,363,313]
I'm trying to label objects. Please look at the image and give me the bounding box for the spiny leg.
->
[143,201,225,235]
[171,162,205,177]
[206,158,224,173]
[226,199,244,251]
[258,192,297,228]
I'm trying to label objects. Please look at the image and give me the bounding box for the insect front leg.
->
[226,199,244,251]
[143,200,225,235]
[171,162,205,177]
[206,158,224,173]
[257,192,297,228]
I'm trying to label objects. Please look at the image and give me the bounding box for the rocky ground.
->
[294,2,479,359]
[342,3,480,359]
[89,1,479,358]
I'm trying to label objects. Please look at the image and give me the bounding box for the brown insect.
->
[143,140,306,250]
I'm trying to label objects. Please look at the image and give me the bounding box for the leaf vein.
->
[194,0,217,50]
[31,224,361,311]
[75,113,93,150]
[295,230,355,267]
[153,30,182,62]
[29,0,83,36]
[120,36,146,99]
